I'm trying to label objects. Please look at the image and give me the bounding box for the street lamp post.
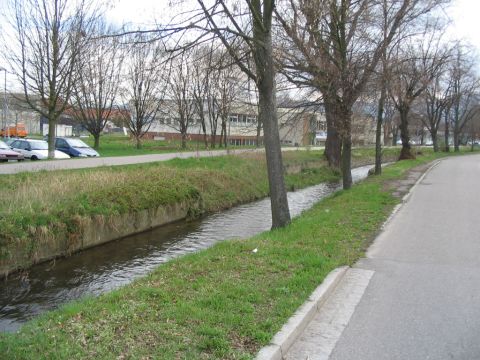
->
[0,68,7,138]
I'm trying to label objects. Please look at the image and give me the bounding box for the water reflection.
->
[0,166,371,332]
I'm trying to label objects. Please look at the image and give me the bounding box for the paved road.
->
[286,154,480,360]
[0,147,324,175]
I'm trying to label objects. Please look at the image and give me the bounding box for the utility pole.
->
[0,67,7,138]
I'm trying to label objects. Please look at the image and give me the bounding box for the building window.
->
[229,115,238,124]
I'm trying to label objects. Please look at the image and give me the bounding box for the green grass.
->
[0,151,347,268]
[1,149,468,359]
[83,135,172,156]
[0,148,476,359]
[0,146,473,266]
[82,135,256,157]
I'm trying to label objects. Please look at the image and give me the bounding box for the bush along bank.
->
[0,152,449,359]
[0,151,353,276]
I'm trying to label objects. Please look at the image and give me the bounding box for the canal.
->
[0,166,372,332]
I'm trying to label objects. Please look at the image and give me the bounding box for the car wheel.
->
[31,155,38,161]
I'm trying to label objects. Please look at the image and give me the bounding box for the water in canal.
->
[0,166,372,332]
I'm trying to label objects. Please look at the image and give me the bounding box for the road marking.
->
[284,268,374,360]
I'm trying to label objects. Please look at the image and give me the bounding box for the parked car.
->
[3,137,20,146]
[10,139,70,160]
[396,139,416,145]
[55,137,99,157]
[0,140,24,162]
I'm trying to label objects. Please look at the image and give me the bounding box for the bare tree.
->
[120,34,166,149]
[210,52,242,148]
[374,0,401,175]
[190,46,241,149]
[71,22,123,150]
[186,0,291,228]
[113,0,291,226]
[191,46,212,148]
[165,53,196,149]
[6,0,93,158]
[467,109,480,151]
[421,63,452,152]
[448,46,480,152]
[388,29,448,159]
[276,0,442,188]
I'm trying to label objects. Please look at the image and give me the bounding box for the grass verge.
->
[0,150,467,359]
[82,135,257,157]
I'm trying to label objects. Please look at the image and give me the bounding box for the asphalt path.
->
[287,154,480,360]
[0,147,324,175]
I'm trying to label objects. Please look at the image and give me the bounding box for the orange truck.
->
[0,123,28,138]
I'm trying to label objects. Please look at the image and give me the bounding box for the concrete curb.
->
[255,266,349,360]
[255,159,443,360]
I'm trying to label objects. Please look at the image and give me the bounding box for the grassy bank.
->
[1,149,366,270]
[1,150,465,359]
[0,147,403,256]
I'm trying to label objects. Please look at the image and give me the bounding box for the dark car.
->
[55,137,100,157]
[0,140,24,162]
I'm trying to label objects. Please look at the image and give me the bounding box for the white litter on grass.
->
[252,248,258,253]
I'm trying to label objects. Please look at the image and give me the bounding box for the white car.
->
[10,139,70,160]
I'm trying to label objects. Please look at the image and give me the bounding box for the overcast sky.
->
[0,0,479,90]
[109,0,480,50]
[448,0,480,52]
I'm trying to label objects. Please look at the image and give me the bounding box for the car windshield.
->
[66,139,89,148]
[0,141,9,149]
[29,141,48,150]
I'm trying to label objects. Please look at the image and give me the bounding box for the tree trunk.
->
[47,113,56,159]
[181,132,187,149]
[324,100,342,169]
[431,131,438,152]
[93,134,100,150]
[256,117,262,147]
[341,110,353,189]
[444,114,450,152]
[135,136,142,149]
[223,121,228,148]
[383,121,390,146]
[398,107,415,160]
[454,131,460,152]
[255,28,290,229]
[201,120,208,149]
[470,123,475,152]
[218,125,224,148]
[392,126,399,146]
[375,85,386,175]
[211,132,216,148]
